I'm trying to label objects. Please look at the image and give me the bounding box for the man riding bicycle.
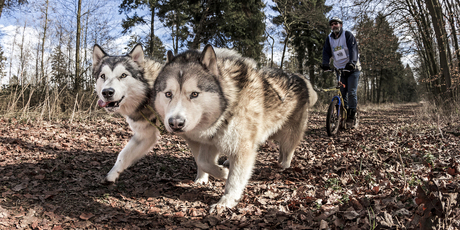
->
[320,16,361,123]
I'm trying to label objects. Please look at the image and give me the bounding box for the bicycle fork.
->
[332,96,347,125]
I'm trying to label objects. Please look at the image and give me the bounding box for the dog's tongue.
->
[98,99,109,108]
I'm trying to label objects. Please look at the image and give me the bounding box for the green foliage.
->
[355,13,418,103]
[119,0,158,57]
[157,0,190,54]
[184,0,266,62]
[271,0,331,86]
[50,46,69,89]
[326,178,342,191]
[125,34,166,61]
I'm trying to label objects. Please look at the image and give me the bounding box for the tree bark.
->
[280,32,289,70]
[190,7,209,50]
[444,0,460,72]
[0,0,5,18]
[425,0,452,92]
[150,1,155,57]
[41,0,49,87]
[75,0,82,91]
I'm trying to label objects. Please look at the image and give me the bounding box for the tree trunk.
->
[41,0,49,87]
[0,0,5,18]
[75,0,82,91]
[150,2,155,57]
[35,40,40,86]
[445,0,460,72]
[18,21,27,86]
[9,27,18,84]
[307,43,315,87]
[190,7,209,50]
[425,0,452,92]
[280,32,289,70]
[175,11,179,55]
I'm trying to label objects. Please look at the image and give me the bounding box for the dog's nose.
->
[102,88,115,99]
[168,116,186,131]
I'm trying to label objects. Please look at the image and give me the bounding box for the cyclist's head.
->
[329,16,342,33]
[329,16,343,26]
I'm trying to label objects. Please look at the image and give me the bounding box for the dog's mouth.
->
[98,96,125,108]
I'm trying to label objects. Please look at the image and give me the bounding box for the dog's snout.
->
[102,88,115,99]
[168,116,186,131]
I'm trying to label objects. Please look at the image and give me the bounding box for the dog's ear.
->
[201,44,219,76]
[166,50,174,63]
[129,44,144,65]
[93,44,107,69]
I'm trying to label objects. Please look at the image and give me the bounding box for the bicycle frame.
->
[322,69,349,121]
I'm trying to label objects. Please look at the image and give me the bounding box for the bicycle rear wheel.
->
[326,98,341,136]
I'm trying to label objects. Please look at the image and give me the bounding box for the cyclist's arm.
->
[345,31,359,66]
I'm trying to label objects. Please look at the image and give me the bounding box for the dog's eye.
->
[165,92,172,98]
[190,92,199,99]
[100,74,105,80]
[120,73,127,79]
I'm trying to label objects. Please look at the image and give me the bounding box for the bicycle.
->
[321,68,359,136]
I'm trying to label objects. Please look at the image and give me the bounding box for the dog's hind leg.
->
[185,139,209,184]
[106,125,160,183]
[275,113,308,169]
[197,144,229,181]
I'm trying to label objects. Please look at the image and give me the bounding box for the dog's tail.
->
[303,78,318,107]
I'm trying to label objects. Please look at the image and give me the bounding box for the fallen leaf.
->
[79,213,94,220]
[447,168,456,176]
[343,211,360,220]
[372,186,380,194]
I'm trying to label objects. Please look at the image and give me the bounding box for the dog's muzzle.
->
[98,96,124,108]
[168,116,186,132]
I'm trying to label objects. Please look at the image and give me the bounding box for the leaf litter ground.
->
[0,103,459,229]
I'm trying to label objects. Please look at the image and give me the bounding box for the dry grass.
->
[0,85,107,123]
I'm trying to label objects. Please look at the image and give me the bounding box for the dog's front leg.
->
[184,139,209,184]
[209,143,256,212]
[106,126,160,183]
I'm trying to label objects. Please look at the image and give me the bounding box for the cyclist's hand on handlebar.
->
[345,63,355,71]
[320,64,331,71]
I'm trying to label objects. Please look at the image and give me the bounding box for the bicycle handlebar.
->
[323,68,348,88]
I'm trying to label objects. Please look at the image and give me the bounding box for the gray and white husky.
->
[92,44,163,183]
[153,45,317,211]
[92,45,245,183]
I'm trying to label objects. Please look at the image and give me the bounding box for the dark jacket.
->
[322,28,359,69]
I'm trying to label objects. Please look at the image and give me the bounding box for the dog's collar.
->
[139,105,167,135]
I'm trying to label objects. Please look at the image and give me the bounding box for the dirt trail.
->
[0,103,459,229]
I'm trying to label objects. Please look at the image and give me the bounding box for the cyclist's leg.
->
[347,71,360,119]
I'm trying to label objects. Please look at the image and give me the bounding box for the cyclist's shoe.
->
[347,108,356,121]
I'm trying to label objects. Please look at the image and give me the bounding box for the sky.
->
[0,0,366,86]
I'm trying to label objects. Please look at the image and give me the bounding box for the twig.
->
[398,147,407,193]
[437,114,444,139]
[70,93,79,123]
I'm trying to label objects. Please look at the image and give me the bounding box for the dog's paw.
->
[105,171,119,184]
[209,203,226,214]
[280,161,291,170]
[102,178,115,186]
[194,177,209,185]
[209,195,238,213]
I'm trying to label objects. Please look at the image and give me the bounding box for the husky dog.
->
[153,45,317,211]
[92,44,163,183]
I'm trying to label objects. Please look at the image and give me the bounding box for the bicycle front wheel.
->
[326,98,341,136]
